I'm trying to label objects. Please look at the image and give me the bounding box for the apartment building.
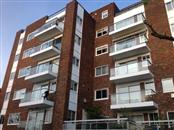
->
[0,0,174,130]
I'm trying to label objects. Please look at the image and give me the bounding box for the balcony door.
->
[26,110,44,130]
[117,85,141,104]
[31,84,49,101]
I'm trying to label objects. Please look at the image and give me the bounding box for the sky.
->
[0,0,140,87]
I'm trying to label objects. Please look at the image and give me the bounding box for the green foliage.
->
[85,106,103,119]
[142,0,149,5]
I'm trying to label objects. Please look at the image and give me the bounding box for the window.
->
[162,78,174,93]
[117,85,141,104]
[7,113,20,125]
[18,38,24,45]
[72,56,79,67]
[18,67,31,78]
[101,10,108,19]
[148,113,158,121]
[67,110,75,120]
[166,0,174,11]
[22,48,33,59]
[95,88,108,100]
[45,108,53,124]
[9,72,15,80]
[49,81,56,93]
[74,34,81,45]
[0,115,4,124]
[171,23,174,33]
[27,33,35,41]
[71,80,78,91]
[145,81,156,95]
[168,112,174,120]
[4,92,10,101]
[13,89,26,100]
[14,54,20,61]
[76,15,82,25]
[95,45,108,56]
[95,65,108,77]
[96,27,108,38]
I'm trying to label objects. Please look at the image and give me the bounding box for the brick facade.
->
[0,0,174,130]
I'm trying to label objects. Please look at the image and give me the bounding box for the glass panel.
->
[117,93,129,104]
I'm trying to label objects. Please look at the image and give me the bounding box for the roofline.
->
[115,1,143,16]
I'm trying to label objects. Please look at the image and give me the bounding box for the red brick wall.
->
[90,3,118,117]
[52,1,77,130]
[145,0,174,118]
[76,9,95,120]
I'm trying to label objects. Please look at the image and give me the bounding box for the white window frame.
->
[145,80,156,95]
[96,26,108,38]
[95,44,108,56]
[13,89,26,100]
[101,10,108,19]
[162,78,174,93]
[94,88,109,101]
[7,113,20,125]
[44,108,53,124]
[95,65,109,77]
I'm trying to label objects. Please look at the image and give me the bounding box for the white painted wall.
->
[114,4,145,23]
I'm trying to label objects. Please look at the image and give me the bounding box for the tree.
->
[141,0,174,41]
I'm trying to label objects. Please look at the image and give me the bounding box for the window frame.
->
[7,113,20,125]
[101,10,108,19]
[95,65,109,77]
[13,89,26,100]
[95,44,108,56]
[94,88,109,101]
[162,78,174,93]
[96,26,108,38]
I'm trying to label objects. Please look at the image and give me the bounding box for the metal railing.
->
[31,39,61,54]
[136,120,174,130]
[27,63,58,76]
[49,8,66,19]
[109,13,145,33]
[63,118,129,130]
[63,118,174,130]
[27,18,64,41]
[20,88,48,103]
[110,60,151,78]
[111,89,154,105]
[110,34,147,53]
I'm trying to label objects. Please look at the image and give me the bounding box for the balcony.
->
[33,18,64,41]
[109,13,146,39]
[111,90,158,110]
[109,34,150,60]
[25,63,58,83]
[18,120,43,130]
[19,89,54,108]
[110,61,153,84]
[30,39,61,61]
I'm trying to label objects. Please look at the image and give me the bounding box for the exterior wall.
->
[52,1,77,130]
[90,3,119,117]
[0,0,174,130]
[76,9,95,120]
[145,0,174,119]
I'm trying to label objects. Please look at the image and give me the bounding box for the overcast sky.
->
[0,0,140,87]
